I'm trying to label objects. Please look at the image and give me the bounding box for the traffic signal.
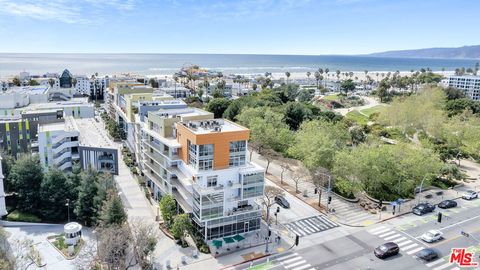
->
[379,200,383,209]
[277,206,280,213]
[437,212,442,223]
[314,188,318,194]
[295,235,299,246]
[328,196,332,204]
[268,230,271,237]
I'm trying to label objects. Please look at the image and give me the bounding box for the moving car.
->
[374,242,399,259]
[275,195,290,208]
[416,248,439,262]
[420,230,443,243]
[462,190,478,200]
[438,200,457,209]
[412,203,435,216]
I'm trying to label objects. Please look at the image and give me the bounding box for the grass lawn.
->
[322,94,341,101]
[346,110,369,125]
[6,210,41,222]
[248,261,274,270]
[360,105,386,117]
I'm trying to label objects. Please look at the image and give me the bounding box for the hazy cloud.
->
[0,0,137,24]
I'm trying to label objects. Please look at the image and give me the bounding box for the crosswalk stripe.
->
[368,226,387,234]
[406,247,423,255]
[402,243,418,251]
[285,260,307,268]
[303,219,323,230]
[397,240,412,247]
[282,257,302,264]
[298,221,315,233]
[425,259,445,267]
[432,262,452,270]
[370,228,390,235]
[292,264,312,270]
[318,216,338,227]
[378,231,396,238]
[276,253,298,261]
[450,267,460,270]
[388,236,406,243]
[384,234,402,241]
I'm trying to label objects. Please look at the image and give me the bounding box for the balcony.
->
[225,203,261,216]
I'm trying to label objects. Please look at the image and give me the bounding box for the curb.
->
[219,253,272,270]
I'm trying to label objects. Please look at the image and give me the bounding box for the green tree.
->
[28,79,39,86]
[12,77,20,86]
[205,98,231,118]
[247,109,294,153]
[48,78,55,87]
[0,154,15,193]
[171,213,192,246]
[283,102,310,130]
[9,155,44,214]
[333,143,443,200]
[159,195,177,227]
[288,120,349,170]
[40,168,71,221]
[223,100,242,120]
[340,79,355,95]
[100,192,127,226]
[285,71,291,84]
[74,169,100,226]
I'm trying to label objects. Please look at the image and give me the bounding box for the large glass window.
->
[188,140,197,166]
[207,176,218,187]
[243,185,263,199]
[243,172,264,186]
[229,141,246,167]
[199,144,214,156]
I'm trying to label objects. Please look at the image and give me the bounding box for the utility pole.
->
[65,199,70,222]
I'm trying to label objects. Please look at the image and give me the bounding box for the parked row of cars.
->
[375,242,440,262]
[412,189,478,216]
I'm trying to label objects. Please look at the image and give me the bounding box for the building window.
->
[199,144,214,156]
[207,176,218,187]
[229,141,246,167]
[188,140,197,166]
[199,159,213,170]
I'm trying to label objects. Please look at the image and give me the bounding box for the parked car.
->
[421,230,443,243]
[412,203,435,216]
[462,190,478,200]
[438,200,457,209]
[374,242,399,259]
[275,195,290,208]
[416,248,439,262]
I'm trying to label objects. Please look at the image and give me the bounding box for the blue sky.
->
[0,0,479,55]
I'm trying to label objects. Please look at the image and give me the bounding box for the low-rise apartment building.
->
[445,75,480,100]
[38,116,119,174]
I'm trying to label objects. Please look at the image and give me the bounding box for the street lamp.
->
[416,175,428,205]
[65,199,70,222]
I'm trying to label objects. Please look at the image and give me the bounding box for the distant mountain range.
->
[368,45,480,59]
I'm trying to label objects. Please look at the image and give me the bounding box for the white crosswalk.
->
[275,252,315,270]
[368,226,461,270]
[284,215,338,237]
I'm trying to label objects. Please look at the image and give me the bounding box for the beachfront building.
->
[75,75,109,100]
[141,111,264,241]
[38,116,119,174]
[157,86,191,99]
[445,75,480,100]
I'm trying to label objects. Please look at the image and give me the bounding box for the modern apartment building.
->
[140,111,264,241]
[38,116,119,174]
[445,75,480,100]
[75,75,109,100]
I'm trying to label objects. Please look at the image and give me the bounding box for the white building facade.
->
[446,75,480,100]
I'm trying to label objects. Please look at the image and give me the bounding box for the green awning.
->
[212,240,223,247]
[223,237,235,244]
[233,234,245,242]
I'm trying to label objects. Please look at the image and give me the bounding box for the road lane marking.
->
[292,264,312,270]
[406,246,423,255]
[397,240,413,247]
[369,227,389,235]
[281,257,302,264]
[425,259,445,267]
[432,262,452,270]
[384,234,402,241]
[378,231,396,238]
[402,243,419,251]
[284,260,307,268]
[388,236,407,243]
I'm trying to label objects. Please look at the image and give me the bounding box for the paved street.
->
[283,215,338,237]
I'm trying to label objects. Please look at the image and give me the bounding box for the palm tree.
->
[324,68,329,88]
[306,71,311,84]
[285,71,291,84]
[314,71,321,89]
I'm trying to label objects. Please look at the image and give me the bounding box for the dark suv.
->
[374,242,399,259]
[412,203,435,216]
[275,195,290,208]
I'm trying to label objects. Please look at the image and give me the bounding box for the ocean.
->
[0,53,479,77]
